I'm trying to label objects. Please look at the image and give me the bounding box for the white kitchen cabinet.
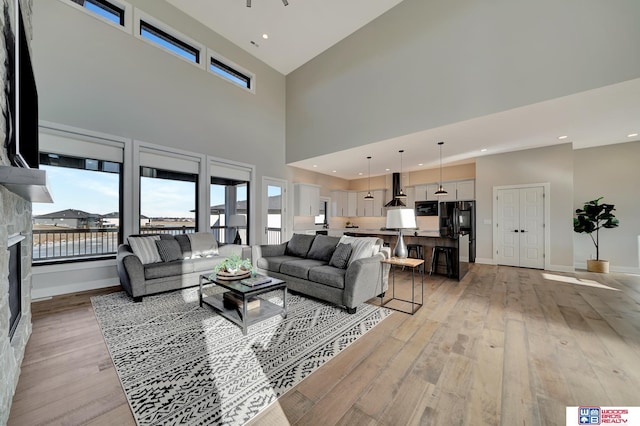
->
[356,191,368,217]
[346,191,358,216]
[456,180,475,200]
[426,184,439,201]
[372,189,387,216]
[294,183,320,216]
[405,186,415,211]
[330,190,348,217]
[413,184,427,202]
[438,182,458,201]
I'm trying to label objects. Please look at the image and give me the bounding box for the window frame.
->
[133,9,206,70]
[35,152,124,265]
[60,0,133,34]
[207,48,256,93]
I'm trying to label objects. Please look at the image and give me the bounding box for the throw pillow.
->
[329,243,352,269]
[128,235,162,264]
[306,235,341,262]
[188,232,219,258]
[155,239,182,262]
[339,236,379,266]
[285,234,316,258]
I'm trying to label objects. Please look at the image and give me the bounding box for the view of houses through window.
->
[139,167,198,235]
[33,153,122,262]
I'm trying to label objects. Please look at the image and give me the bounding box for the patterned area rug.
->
[91,287,390,425]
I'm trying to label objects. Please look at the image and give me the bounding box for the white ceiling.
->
[166,0,640,181]
[166,0,404,75]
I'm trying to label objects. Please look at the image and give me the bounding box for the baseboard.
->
[475,257,495,265]
[547,264,575,273]
[574,262,640,275]
[31,278,119,300]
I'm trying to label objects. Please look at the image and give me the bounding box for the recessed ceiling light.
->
[628,133,638,138]
[385,168,390,171]
[358,172,363,176]
[332,170,337,173]
[262,34,269,39]
[481,148,487,152]
[558,135,568,140]
[312,164,317,168]
[418,163,423,166]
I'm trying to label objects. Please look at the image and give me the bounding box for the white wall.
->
[573,140,640,273]
[286,0,640,163]
[30,0,286,297]
[475,144,574,270]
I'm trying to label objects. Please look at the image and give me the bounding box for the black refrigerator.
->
[439,201,476,263]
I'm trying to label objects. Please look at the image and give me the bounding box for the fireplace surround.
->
[1,1,36,423]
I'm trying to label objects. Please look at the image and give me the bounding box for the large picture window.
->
[33,153,122,262]
[140,167,198,235]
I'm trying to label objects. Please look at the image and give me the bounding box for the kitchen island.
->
[343,229,470,281]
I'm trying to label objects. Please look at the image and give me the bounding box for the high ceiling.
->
[166,0,404,75]
[167,0,640,180]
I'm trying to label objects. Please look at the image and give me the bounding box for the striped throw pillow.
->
[128,236,162,264]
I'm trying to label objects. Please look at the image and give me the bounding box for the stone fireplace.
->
[0,187,33,424]
[1,1,35,423]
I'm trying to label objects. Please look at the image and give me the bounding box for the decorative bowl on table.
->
[212,255,253,280]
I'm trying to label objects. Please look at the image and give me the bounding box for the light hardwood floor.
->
[8,264,640,425]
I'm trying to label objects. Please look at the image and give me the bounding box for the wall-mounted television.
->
[4,0,39,169]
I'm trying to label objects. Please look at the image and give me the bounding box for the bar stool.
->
[407,244,424,273]
[430,246,453,278]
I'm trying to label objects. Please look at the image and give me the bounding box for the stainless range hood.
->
[384,173,406,207]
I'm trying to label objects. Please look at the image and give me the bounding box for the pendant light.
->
[364,156,374,200]
[434,141,448,196]
[397,150,407,199]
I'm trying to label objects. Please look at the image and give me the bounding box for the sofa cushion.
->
[280,259,327,280]
[187,256,226,273]
[188,232,218,257]
[306,235,340,262]
[329,243,352,269]
[128,235,162,264]
[308,265,346,289]
[256,255,300,273]
[155,239,182,262]
[285,234,316,258]
[144,260,193,280]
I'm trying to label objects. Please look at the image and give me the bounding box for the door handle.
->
[521,230,527,233]
[514,230,519,233]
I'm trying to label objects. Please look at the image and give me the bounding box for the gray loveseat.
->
[117,232,251,302]
[252,234,390,313]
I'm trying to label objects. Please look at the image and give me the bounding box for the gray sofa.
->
[252,234,390,313]
[117,232,251,302]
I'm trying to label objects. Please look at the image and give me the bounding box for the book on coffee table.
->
[223,292,260,310]
[240,276,272,287]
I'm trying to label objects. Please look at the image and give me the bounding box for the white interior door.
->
[496,186,545,269]
[262,177,287,245]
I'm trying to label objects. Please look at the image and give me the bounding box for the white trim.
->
[492,182,551,270]
[547,264,575,273]
[56,0,133,34]
[207,48,256,94]
[573,262,640,275]
[475,257,495,265]
[133,9,206,71]
[8,233,25,247]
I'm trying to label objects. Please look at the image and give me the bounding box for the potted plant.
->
[212,254,253,279]
[573,197,619,273]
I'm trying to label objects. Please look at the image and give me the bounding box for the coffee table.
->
[199,273,287,335]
